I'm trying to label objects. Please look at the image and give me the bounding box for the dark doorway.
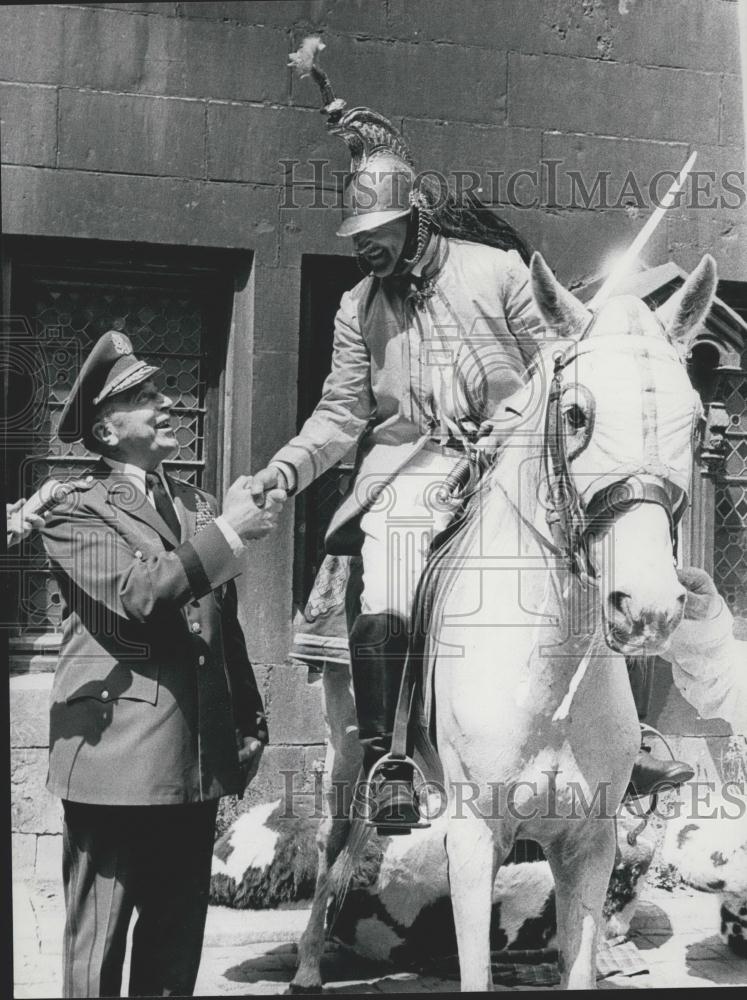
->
[293,255,361,610]
[3,236,243,638]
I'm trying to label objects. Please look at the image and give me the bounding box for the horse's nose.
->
[609,587,685,623]
[607,587,686,651]
[651,587,687,631]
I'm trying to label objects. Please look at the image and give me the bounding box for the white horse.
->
[291,252,717,992]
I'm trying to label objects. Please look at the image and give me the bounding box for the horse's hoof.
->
[287,982,323,995]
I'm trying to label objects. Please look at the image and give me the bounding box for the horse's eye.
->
[564,404,587,431]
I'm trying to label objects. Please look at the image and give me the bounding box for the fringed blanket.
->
[290,555,362,670]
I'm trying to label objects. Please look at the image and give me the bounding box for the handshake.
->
[221,466,291,541]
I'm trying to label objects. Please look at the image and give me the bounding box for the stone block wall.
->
[2,0,744,869]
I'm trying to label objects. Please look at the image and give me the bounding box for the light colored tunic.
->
[271,239,546,565]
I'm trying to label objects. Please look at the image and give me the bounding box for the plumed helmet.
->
[288,37,419,238]
[337,139,414,237]
[286,36,536,270]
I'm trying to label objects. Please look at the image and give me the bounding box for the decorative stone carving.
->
[700,400,730,476]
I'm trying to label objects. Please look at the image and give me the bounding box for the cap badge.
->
[111,332,132,356]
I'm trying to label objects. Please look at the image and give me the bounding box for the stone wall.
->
[3,0,745,874]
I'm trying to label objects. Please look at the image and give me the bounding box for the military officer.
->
[41,331,285,997]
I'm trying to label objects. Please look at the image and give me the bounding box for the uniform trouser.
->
[61,799,218,998]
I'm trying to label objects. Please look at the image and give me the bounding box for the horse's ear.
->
[529,252,591,338]
[655,254,717,356]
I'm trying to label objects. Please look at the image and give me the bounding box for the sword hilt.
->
[436,458,472,504]
[436,426,494,504]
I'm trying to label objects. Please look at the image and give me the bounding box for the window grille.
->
[7,244,235,636]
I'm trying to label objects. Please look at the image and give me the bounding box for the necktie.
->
[145,472,181,542]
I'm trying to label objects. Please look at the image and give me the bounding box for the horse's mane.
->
[424,380,551,593]
[464,430,545,542]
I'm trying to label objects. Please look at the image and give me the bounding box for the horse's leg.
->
[544,820,617,990]
[445,815,504,992]
[291,663,362,993]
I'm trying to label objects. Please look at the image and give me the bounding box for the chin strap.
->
[399,190,433,272]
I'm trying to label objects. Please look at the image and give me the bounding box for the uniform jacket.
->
[42,464,267,806]
[271,240,545,553]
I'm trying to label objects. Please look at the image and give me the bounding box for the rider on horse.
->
[251,37,693,830]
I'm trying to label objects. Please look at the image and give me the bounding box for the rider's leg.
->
[626,656,694,797]
[349,612,409,775]
[348,611,421,828]
[350,450,459,830]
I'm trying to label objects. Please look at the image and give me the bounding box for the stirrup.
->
[352,752,432,833]
[638,723,677,759]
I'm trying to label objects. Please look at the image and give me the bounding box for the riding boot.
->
[627,748,695,798]
[349,613,422,833]
[625,657,695,797]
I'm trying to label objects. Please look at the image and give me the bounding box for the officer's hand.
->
[237,733,264,789]
[676,566,721,621]
[6,499,46,548]
[223,477,286,540]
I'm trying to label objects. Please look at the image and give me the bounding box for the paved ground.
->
[13,878,747,995]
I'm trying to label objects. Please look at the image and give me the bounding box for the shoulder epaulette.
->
[37,473,99,513]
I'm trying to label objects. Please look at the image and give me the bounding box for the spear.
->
[588,150,697,310]
[438,150,700,504]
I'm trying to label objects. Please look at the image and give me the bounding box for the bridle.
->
[543,322,692,584]
[439,315,696,583]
